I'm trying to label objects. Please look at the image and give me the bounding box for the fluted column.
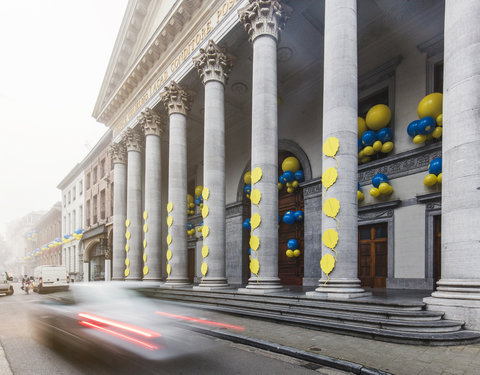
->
[109,142,127,281]
[124,128,144,281]
[161,81,193,286]
[140,108,165,281]
[238,0,291,291]
[309,0,369,299]
[193,40,233,288]
[424,0,480,329]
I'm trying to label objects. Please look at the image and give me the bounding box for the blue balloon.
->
[407,120,420,137]
[295,170,304,182]
[361,130,377,146]
[372,173,389,188]
[283,213,295,225]
[357,182,361,191]
[279,175,287,184]
[294,210,304,222]
[278,214,281,223]
[187,223,193,230]
[418,117,436,135]
[283,171,295,183]
[244,184,251,194]
[358,139,363,151]
[194,197,201,206]
[75,229,82,235]
[428,157,442,176]
[248,248,252,255]
[243,218,251,231]
[377,128,393,143]
[287,239,298,250]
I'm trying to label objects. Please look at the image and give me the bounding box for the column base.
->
[163,278,191,287]
[237,276,283,294]
[306,278,371,300]
[195,277,229,290]
[424,279,480,330]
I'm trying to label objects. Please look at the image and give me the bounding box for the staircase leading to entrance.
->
[139,287,480,346]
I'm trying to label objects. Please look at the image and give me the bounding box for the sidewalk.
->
[0,340,13,375]
[169,303,480,375]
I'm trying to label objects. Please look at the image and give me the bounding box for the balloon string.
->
[332,248,338,260]
[334,217,340,231]
[323,274,330,286]
[333,156,338,169]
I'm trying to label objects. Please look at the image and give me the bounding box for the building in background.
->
[57,164,85,282]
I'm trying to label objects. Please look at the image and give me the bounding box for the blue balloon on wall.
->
[287,239,298,250]
[418,117,436,135]
[294,210,304,222]
[358,182,361,190]
[244,184,251,194]
[358,139,363,151]
[372,173,389,188]
[361,130,377,146]
[279,175,287,184]
[428,157,442,176]
[283,212,295,225]
[295,170,304,182]
[407,120,420,137]
[243,218,251,231]
[377,128,393,143]
[187,223,193,230]
[283,170,295,183]
[194,197,202,206]
[278,214,281,223]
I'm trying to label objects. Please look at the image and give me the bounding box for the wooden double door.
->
[358,223,388,288]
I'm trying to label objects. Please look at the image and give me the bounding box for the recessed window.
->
[79,180,83,195]
[86,173,91,189]
[93,167,98,184]
[433,61,443,93]
[73,186,76,201]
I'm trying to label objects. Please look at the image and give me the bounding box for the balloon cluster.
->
[242,218,251,231]
[358,104,394,164]
[357,182,364,202]
[282,210,304,224]
[424,157,442,186]
[243,171,252,199]
[187,223,196,237]
[187,194,195,215]
[407,93,443,144]
[197,221,204,233]
[369,173,393,197]
[285,239,301,258]
[194,185,204,209]
[278,157,304,193]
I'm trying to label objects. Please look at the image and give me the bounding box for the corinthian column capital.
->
[139,107,165,137]
[193,40,234,85]
[238,0,292,43]
[160,81,194,116]
[109,142,127,165]
[124,128,144,152]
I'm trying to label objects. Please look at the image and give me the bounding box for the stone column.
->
[424,0,480,329]
[309,0,369,299]
[104,239,111,281]
[124,128,144,281]
[161,81,193,286]
[83,262,89,282]
[140,108,165,282]
[109,142,127,281]
[238,0,291,292]
[193,40,233,288]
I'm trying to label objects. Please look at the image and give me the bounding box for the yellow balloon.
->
[187,194,194,205]
[251,167,263,184]
[292,180,299,188]
[125,218,130,227]
[167,202,173,213]
[366,104,391,130]
[125,231,131,240]
[323,197,340,218]
[363,146,374,156]
[381,141,394,154]
[202,187,210,200]
[125,258,130,266]
[437,173,442,184]
[202,225,210,239]
[143,211,148,220]
[202,205,209,219]
[244,171,252,185]
[372,140,382,152]
[369,187,380,197]
[432,126,443,139]
[166,234,172,245]
[322,167,338,190]
[124,268,130,277]
[143,266,149,276]
[202,245,209,258]
[322,228,339,250]
[201,262,208,276]
[195,185,203,197]
[417,93,443,119]
[386,184,393,195]
[293,249,301,257]
[250,235,260,251]
[424,174,438,186]
[143,239,147,249]
[360,156,371,164]
[166,249,172,261]
[358,150,364,159]
[250,259,260,275]
[436,114,443,126]
[287,187,294,193]
[378,182,390,195]
[358,117,367,139]
[250,189,261,205]
[166,264,171,275]
[413,134,426,144]
[125,243,130,252]
[251,213,261,230]
[286,249,294,258]
[320,253,335,275]
[357,190,364,201]
[323,137,340,158]
[278,182,283,190]
[281,156,300,173]
[167,216,173,227]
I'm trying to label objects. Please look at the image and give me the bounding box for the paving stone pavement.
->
[172,304,480,375]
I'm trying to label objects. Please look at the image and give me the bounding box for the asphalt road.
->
[0,283,349,375]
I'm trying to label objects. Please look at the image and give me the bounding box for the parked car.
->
[0,272,14,295]
[33,265,69,293]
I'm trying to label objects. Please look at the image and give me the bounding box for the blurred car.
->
[32,282,207,365]
[0,271,14,295]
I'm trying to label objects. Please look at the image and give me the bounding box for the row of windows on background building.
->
[85,157,113,190]
[63,180,83,207]
[85,187,114,227]
[63,206,83,234]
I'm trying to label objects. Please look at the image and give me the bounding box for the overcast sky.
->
[0,0,128,236]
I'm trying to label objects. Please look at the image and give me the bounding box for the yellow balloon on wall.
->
[187,194,194,205]
[250,258,260,275]
[166,264,171,275]
[372,141,383,152]
[381,141,394,153]
[244,171,252,185]
[378,182,390,195]
[437,173,442,184]
[250,189,262,205]
[251,167,263,184]
[323,137,339,157]
[358,117,367,139]
[413,134,426,144]
[322,167,338,190]
[166,249,172,261]
[417,93,443,119]
[432,126,443,139]
[195,185,203,197]
[436,114,443,126]
[424,174,438,186]
[286,249,294,258]
[370,187,380,197]
[366,104,391,130]
[363,146,374,156]
[323,198,340,218]
[357,190,364,201]
[201,262,208,276]
[202,187,210,200]
[250,235,260,251]
[320,253,335,275]
[281,156,300,173]
[202,245,209,258]
[322,229,339,250]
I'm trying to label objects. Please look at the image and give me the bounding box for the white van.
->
[0,272,14,295]
[33,265,69,293]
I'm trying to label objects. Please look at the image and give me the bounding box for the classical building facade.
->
[92,0,480,328]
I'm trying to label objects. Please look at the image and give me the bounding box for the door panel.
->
[358,223,388,288]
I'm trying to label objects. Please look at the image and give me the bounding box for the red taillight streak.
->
[155,311,244,331]
[79,320,159,350]
[78,313,161,338]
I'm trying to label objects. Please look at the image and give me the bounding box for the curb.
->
[187,326,392,375]
[0,339,13,375]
